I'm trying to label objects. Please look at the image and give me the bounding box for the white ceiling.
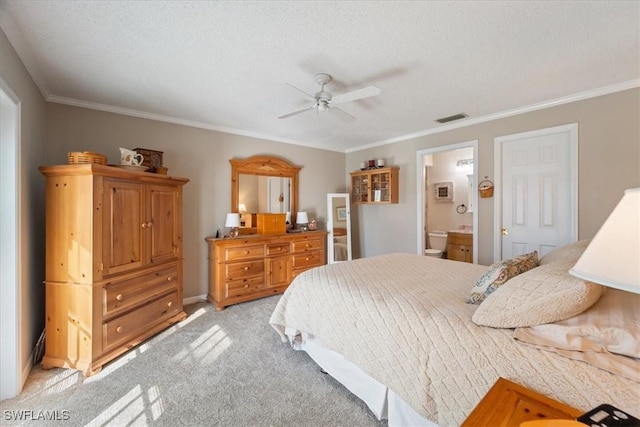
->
[1,1,638,153]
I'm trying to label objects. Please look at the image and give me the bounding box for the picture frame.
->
[336,206,347,221]
[433,181,454,203]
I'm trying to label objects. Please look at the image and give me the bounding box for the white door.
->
[494,124,578,260]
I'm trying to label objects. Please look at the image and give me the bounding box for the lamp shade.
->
[569,188,640,294]
[285,212,291,223]
[296,211,309,224]
[225,213,240,228]
[238,203,247,213]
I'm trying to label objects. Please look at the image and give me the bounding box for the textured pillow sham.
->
[539,239,590,265]
[467,251,539,304]
[472,259,604,328]
[513,289,640,381]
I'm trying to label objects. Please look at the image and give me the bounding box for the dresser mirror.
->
[327,193,352,263]
[230,155,301,233]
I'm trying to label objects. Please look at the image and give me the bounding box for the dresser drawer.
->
[225,260,264,280]
[225,277,265,298]
[292,252,323,269]
[103,291,179,350]
[103,264,179,318]
[223,245,265,262]
[292,238,323,253]
[267,242,290,256]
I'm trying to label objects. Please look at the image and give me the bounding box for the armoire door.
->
[102,179,145,275]
[147,184,182,265]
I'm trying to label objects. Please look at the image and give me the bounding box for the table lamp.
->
[296,211,309,231]
[225,213,240,238]
[569,188,640,294]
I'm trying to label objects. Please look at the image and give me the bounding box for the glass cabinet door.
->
[370,171,391,202]
[351,174,369,203]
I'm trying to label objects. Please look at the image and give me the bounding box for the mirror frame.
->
[230,155,301,223]
[327,193,352,263]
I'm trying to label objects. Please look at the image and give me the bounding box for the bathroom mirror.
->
[327,193,352,263]
[231,155,301,231]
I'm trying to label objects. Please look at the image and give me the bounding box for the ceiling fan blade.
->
[278,104,315,119]
[285,83,316,101]
[328,106,356,123]
[332,85,381,104]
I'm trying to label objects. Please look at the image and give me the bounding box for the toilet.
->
[425,231,448,258]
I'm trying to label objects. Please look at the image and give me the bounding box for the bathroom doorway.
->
[416,141,478,263]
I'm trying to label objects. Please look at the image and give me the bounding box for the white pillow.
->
[514,289,640,381]
[472,260,603,328]
[539,239,590,265]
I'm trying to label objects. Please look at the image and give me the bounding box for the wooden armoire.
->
[39,164,189,376]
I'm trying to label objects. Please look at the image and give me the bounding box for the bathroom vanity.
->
[446,231,473,263]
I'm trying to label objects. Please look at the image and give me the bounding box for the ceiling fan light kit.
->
[278,73,380,123]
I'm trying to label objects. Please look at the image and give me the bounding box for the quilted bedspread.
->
[269,253,640,426]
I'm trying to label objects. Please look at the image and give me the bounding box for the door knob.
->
[501,228,509,235]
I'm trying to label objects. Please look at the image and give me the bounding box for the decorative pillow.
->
[513,289,640,381]
[467,251,539,304]
[472,259,604,328]
[539,239,590,265]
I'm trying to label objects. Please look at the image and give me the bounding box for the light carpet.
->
[0,295,386,426]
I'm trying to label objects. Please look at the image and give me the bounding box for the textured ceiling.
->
[1,1,638,152]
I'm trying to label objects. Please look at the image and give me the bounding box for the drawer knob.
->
[167,276,173,282]
[147,221,153,228]
[305,244,310,248]
[243,266,250,271]
[141,222,147,228]
[116,293,124,301]
[244,250,250,255]
[305,257,310,261]
[116,326,123,333]
[244,284,249,288]
[167,301,173,307]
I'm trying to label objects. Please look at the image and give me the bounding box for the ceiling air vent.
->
[435,113,468,124]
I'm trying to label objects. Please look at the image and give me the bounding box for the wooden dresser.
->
[39,164,189,376]
[447,231,474,263]
[206,231,327,310]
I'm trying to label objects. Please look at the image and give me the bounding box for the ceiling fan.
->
[278,73,381,123]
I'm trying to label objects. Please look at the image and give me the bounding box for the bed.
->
[269,243,640,426]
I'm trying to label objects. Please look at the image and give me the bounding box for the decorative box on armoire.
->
[39,164,189,376]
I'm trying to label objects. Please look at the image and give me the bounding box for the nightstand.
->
[461,377,582,427]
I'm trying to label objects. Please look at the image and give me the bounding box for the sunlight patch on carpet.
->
[88,384,165,426]
[173,324,232,365]
[41,369,81,397]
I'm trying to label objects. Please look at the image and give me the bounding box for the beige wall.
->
[348,88,640,265]
[0,28,47,389]
[45,104,347,299]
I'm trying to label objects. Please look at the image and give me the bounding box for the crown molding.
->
[46,95,344,153]
[346,79,640,153]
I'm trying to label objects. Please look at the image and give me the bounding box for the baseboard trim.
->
[183,294,207,306]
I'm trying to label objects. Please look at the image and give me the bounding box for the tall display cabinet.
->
[39,164,189,376]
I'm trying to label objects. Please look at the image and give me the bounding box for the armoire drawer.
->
[103,264,179,317]
[103,291,179,350]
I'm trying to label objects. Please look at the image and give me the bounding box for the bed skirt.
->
[290,329,437,427]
